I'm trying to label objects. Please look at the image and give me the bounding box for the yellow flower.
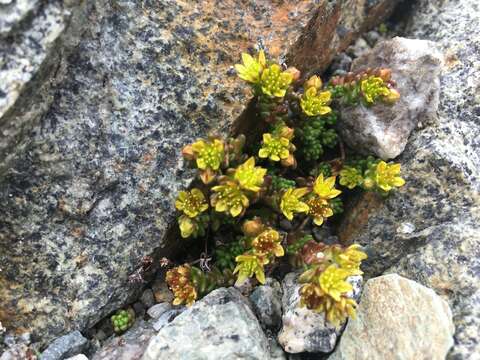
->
[318,265,353,302]
[166,264,198,306]
[191,139,224,171]
[260,64,293,98]
[330,244,368,275]
[211,180,249,217]
[175,188,208,218]
[234,157,267,192]
[306,196,334,226]
[360,76,391,104]
[339,166,364,190]
[252,228,284,257]
[178,215,207,238]
[280,187,310,220]
[373,161,405,192]
[235,50,266,83]
[304,75,322,90]
[299,283,357,327]
[300,87,332,116]
[313,174,342,199]
[233,253,269,285]
[258,133,290,161]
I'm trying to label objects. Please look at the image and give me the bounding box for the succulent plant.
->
[111,309,135,334]
[167,47,401,329]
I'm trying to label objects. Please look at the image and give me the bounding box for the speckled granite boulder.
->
[337,37,443,159]
[338,0,480,357]
[142,287,269,360]
[277,272,362,354]
[92,320,156,360]
[250,278,283,330]
[0,0,400,350]
[329,274,454,360]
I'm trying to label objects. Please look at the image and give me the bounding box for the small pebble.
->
[147,303,173,319]
[140,289,155,308]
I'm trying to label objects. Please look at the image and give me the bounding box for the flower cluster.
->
[166,264,198,306]
[300,76,332,117]
[233,221,285,286]
[298,244,367,326]
[159,48,403,328]
[329,68,400,106]
[175,188,209,238]
[339,157,405,193]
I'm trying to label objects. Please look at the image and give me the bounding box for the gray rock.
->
[250,278,283,330]
[91,320,156,360]
[151,308,185,332]
[140,289,155,309]
[338,37,443,159]
[142,287,269,360]
[329,274,454,360]
[65,356,89,360]
[268,337,287,360]
[41,331,88,360]
[0,0,403,349]
[277,273,362,354]
[146,303,172,320]
[338,0,480,357]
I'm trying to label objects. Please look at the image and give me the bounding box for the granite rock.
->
[249,278,283,330]
[142,287,269,360]
[329,274,454,360]
[337,0,480,357]
[91,319,156,360]
[338,37,443,159]
[40,330,88,360]
[277,272,362,354]
[0,0,401,349]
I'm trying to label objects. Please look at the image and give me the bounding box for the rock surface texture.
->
[91,320,156,360]
[142,287,270,360]
[329,274,455,360]
[338,0,480,358]
[338,37,443,159]
[277,272,362,354]
[249,278,283,330]
[0,0,399,349]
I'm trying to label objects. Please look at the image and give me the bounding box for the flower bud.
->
[182,144,195,160]
[304,75,322,90]
[377,68,392,82]
[279,126,294,140]
[285,67,301,82]
[242,217,264,237]
[281,154,297,168]
[385,88,400,103]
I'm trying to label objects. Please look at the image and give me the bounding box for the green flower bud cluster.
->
[296,115,338,162]
[214,239,246,270]
[111,309,135,334]
[270,173,296,191]
[329,197,344,215]
[287,235,314,255]
[190,266,235,296]
[310,162,333,178]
